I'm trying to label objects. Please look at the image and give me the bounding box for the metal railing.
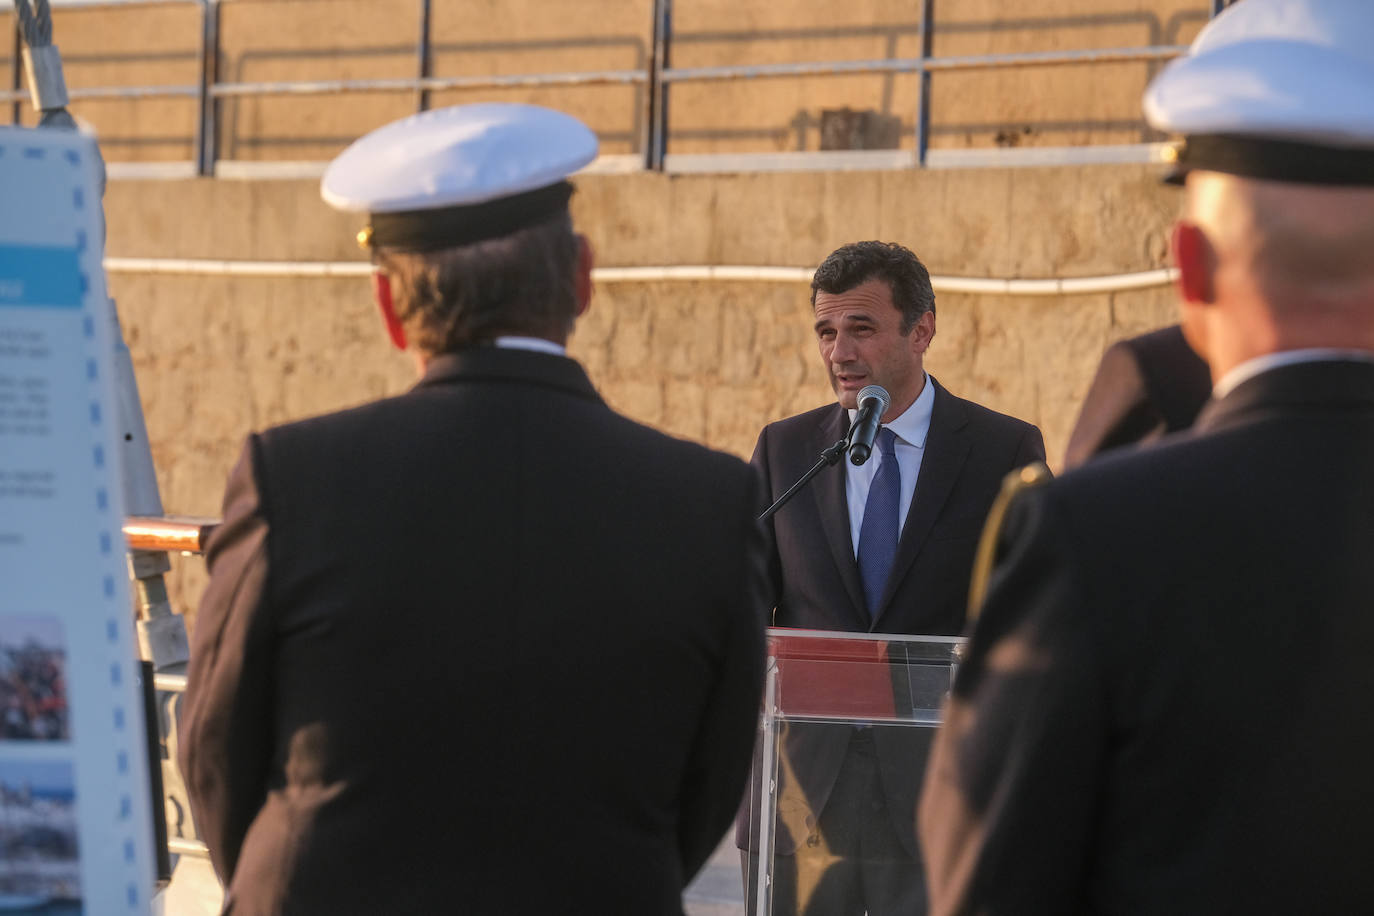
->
[3,0,1234,176]
[125,514,217,552]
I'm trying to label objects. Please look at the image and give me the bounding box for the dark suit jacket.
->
[738,377,1044,856]
[179,347,768,915]
[1063,324,1212,469]
[920,358,1374,915]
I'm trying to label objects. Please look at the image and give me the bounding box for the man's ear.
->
[1171,221,1216,305]
[909,309,936,354]
[373,271,407,351]
[574,234,594,318]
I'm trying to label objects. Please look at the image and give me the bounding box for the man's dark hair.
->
[375,211,579,355]
[811,240,936,333]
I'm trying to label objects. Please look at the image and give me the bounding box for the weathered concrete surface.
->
[101,163,1183,621]
[4,0,1213,161]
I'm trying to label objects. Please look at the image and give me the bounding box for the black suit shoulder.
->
[938,383,1041,438]
[253,368,755,515]
[758,401,844,440]
[931,381,1047,473]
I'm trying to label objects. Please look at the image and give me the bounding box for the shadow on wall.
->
[3,5,1212,161]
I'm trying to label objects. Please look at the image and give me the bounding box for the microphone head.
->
[857,385,890,415]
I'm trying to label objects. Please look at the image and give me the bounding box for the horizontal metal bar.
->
[206,153,647,181]
[662,45,1186,83]
[0,84,200,103]
[924,142,1174,169]
[0,0,201,9]
[768,627,963,645]
[107,161,201,180]
[665,149,916,174]
[167,836,209,858]
[210,69,646,99]
[153,672,187,693]
[212,159,328,180]
[101,148,1169,181]
[665,143,1174,174]
[104,257,1177,296]
[779,714,944,727]
[105,147,1170,183]
[124,515,218,553]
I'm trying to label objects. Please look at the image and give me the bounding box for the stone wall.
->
[101,163,1183,620]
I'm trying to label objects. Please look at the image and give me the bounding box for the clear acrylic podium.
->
[743,628,963,915]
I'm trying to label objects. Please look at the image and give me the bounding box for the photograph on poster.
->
[0,616,69,743]
[0,758,82,912]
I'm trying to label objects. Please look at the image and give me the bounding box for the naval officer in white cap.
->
[179,103,767,915]
[917,2,1374,914]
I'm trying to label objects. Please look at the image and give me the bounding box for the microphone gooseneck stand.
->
[756,384,889,523]
[757,434,851,523]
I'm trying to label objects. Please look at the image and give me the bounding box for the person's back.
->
[214,349,762,912]
[1026,374,1374,913]
[179,105,766,915]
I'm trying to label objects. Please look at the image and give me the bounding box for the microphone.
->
[847,385,890,466]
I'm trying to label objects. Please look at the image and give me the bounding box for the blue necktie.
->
[857,427,900,621]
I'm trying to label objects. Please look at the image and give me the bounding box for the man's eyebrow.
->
[813,312,874,332]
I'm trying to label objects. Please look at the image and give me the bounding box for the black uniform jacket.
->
[1063,324,1212,469]
[179,347,768,915]
[738,377,1044,856]
[920,358,1374,915]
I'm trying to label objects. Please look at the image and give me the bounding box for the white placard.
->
[0,125,156,914]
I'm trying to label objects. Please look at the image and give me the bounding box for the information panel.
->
[0,125,156,914]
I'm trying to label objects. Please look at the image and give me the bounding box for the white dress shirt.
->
[1213,348,1374,398]
[845,374,935,558]
[493,335,566,356]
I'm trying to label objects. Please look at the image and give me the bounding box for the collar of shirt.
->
[845,373,935,557]
[1213,348,1374,399]
[846,373,935,449]
[493,335,567,356]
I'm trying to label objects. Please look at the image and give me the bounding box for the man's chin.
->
[832,380,866,410]
[831,389,859,410]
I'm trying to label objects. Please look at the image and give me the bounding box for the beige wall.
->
[101,163,1183,620]
[4,2,1199,618]
[4,1,1213,161]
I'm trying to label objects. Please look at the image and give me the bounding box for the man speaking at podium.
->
[740,241,1044,914]
[179,104,768,914]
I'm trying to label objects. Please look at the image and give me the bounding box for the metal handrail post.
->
[195,0,219,176]
[753,655,779,916]
[8,17,21,124]
[415,0,432,112]
[646,0,671,170]
[916,0,935,167]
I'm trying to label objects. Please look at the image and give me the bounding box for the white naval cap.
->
[321,102,599,251]
[1144,0,1374,185]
